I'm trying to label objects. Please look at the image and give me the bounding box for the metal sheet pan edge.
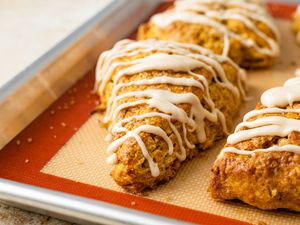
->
[0,179,190,225]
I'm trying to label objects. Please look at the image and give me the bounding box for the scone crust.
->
[210,103,300,212]
[96,40,245,193]
[138,1,279,69]
[111,63,242,193]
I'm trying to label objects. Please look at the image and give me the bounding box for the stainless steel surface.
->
[0,179,191,225]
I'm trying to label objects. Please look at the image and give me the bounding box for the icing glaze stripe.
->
[150,0,279,58]
[221,76,300,156]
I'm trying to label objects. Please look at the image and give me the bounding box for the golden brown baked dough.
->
[138,0,280,69]
[95,39,246,193]
[210,76,300,212]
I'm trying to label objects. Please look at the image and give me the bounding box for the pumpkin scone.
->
[95,39,246,193]
[210,76,300,212]
[138,0,280,69]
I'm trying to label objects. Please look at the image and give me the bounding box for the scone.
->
[292,5,300,43]
[95,39,246,193]
[138,0,280,69]
[209,76,300,212]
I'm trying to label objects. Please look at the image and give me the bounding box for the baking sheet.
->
[0,1,299,225]
[41,19,300,225]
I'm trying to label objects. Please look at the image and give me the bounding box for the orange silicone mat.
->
[0,2,299,225]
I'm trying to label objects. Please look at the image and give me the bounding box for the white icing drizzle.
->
[228,116,300,144]
[220,76,300,157]
[107,153,117,164]
[261,78,300,107]
[96,39,246,176]
[96,39,247,98]
[150,0,279,58]
[112,112,188,160]
[221,145,300,158]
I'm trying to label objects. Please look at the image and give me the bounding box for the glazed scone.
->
[95,39,246,193]
[209,76,300,212]
[292,5,300,43]
[138,0,280,69]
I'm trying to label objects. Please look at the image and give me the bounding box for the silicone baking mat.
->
[0,2,299,225]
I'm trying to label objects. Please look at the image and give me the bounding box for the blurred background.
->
[0,0,111,87]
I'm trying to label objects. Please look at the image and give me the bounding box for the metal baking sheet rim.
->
[0,1,188,225]
[0,179,189,225]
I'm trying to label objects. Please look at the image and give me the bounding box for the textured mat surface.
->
[43,20,300,225]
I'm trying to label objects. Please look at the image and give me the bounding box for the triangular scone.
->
[210,76,300,212]
[138,0,280,69]
[95,39,246,192]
